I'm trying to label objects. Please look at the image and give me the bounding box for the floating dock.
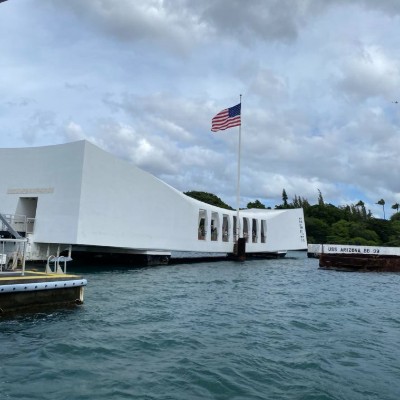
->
[0,271,87,313]
[0,238,87,314]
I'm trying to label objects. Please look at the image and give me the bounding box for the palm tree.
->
[392,203,400,213]
[376,199,386,219]
[355,200,366,219]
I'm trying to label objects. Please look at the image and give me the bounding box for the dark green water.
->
[1,252,399,400]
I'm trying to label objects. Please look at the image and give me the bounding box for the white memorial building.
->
[0,141,307,264]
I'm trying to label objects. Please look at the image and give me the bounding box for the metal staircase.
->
[0,213,23,239]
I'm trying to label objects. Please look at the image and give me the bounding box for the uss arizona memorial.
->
[0,141,307,265]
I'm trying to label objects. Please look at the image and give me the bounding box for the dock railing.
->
[45,256,73,274]
[0,238,27,274]
[0,213,35,237]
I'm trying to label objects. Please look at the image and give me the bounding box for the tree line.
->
[185,190,400,246]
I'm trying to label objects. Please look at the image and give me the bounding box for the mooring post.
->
[232,238,246,261]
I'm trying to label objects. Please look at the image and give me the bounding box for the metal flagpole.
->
[236,94,242,241]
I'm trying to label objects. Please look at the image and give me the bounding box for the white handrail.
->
[45,255,72,274]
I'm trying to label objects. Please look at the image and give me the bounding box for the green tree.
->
[386,220,400,246]
[307,204,342,225]
[292,195,311,211]
[247,199,266,209]
[391,203,399,213]
[355,200,368,220]
[184,191,233,210]
[282,189,288,208]
[366,218,391,243]
[326,220,351,244]
[317,189,325,206]
[304,217,329,244]
[348,237,380,246]
[348,222,380,244]
[391,212,400,222]
[376,199,386,219]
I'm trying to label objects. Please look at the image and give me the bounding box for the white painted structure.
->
[0,141,307,262]
[308,243,400,256]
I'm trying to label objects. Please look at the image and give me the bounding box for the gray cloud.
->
[3,0,400,216]
[65,82,90,92]
[47,0,331,46]
[47,0,207,53]
[21,110,57,145]
[48,0,400,49]
[5,98,35,107]
[337,45,400,101]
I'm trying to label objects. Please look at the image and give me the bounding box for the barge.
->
[317,244,400,272]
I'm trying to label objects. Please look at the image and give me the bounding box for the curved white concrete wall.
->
[0,141,307,254]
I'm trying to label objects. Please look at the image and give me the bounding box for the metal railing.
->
[0,238,27,274]
[0,214,35,236]
[45,255,72,274]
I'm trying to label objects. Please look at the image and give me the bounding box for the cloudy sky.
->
[1,0,400,217]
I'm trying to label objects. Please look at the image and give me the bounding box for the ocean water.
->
[1,251,400,400]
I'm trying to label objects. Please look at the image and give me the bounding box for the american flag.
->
[211,103,241,132]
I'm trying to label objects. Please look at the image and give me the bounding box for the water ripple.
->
[1,252,400,399]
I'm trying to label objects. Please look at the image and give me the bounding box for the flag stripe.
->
[211,103,241,132]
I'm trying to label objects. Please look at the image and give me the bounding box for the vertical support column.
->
[21,240,27,276]
[205,210,211,241]
[237,237,246,261]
